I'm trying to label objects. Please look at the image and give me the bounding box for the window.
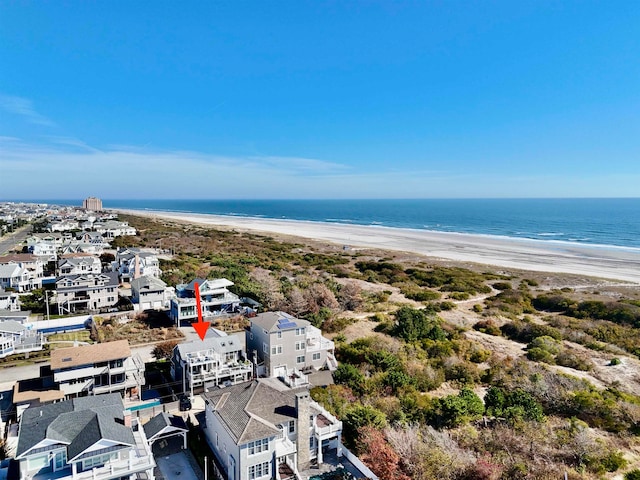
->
[249,333,253,340]
[27,454,49,471]
[312,352,321,361]
[263,343,268,354]
[277,331,282,339]
[296,355,305,364]
[248,462,270,480]
[288,420,295,433]
[295,341,304,351]
[295,327,305,335]
[82,452,117,470]
[247,438,269,455]
[271,345,283,355]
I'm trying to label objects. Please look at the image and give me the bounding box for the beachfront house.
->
[169,278,240,325]
[50,340,145,399]
[245,312,337,385]
[130,276,170,310]
[203,379,343,480]
[170,331,252,398]
[14,393,155,480]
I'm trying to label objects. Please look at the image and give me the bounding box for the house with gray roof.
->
[245,312,337,383]
[202,379,343,480]
[143,412,188,450]
[112,248,161,283]
[0,254,44,292]
[171,331,252,399]
[55,272,119,314]
[130,276,169,310]
[58,255,102,276]
[14,393,155,480]
[0,319,44,359]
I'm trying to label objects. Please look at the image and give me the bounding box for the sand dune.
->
[117,209,640,284]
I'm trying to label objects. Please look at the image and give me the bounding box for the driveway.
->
[156,452,200,480]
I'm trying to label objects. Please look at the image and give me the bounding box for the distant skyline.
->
[1,1,639,199]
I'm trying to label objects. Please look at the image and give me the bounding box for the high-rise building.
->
[82,196,103,211]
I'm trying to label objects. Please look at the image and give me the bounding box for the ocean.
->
[49,198,640,250]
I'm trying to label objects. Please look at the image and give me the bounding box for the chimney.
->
[123,409,132,427]
[133,254,141,280]
[295,390,311,470]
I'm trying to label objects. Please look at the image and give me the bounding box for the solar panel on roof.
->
[276,318,297,329]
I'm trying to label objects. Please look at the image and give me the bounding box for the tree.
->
[250,267,284,310]
[393,306,445,342]
[343,405,387,449]
[433,388,484,428]
[152,340,180,361]
[284,287,306,316]
[338,281,363,311]
[358,426,410,480]
[304,282,339,314]
[333,363,366,395]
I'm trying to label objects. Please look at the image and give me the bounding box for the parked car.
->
[179,394,192,411]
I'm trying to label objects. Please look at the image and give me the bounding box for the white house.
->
[169,278,240,325]
[170,331,252,399]
[113,248,162,282]
[58,255,102,276]
[50,340,145,399]
[14,393,155,480]
[203,379,343,480]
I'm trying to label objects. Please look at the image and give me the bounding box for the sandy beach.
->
[118,209,640,284]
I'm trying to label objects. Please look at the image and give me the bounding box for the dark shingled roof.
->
[203,379,310,445]
[143,412,188,440]
[16,393,134,459]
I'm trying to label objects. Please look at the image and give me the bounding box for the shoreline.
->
[115,208,640,284]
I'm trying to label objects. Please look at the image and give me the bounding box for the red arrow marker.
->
[192,282,210,341]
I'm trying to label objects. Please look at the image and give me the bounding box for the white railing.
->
[73,455,154,480]
[275,436,297,457]
[306,337,335,353]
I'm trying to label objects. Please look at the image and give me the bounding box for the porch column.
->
[337,433,343,457]
[317,436,323,464]
[183,431,187,450]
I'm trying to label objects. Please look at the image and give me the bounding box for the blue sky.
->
[1,1,639,199]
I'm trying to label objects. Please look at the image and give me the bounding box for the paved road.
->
[0,225,32,255]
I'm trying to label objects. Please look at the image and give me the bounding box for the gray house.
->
[130,276,168,310]
[14,393,155,480]
[202,379,343,480]
[245,312,337,383]
[55,272,119,314]
[171,331,252,399]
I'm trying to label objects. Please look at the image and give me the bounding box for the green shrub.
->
[610,357,622,366]
[555,350,592,371]
[473,319,501,336]
[625,469,640,480]
[526,347,556,364]
[492,282,512,291]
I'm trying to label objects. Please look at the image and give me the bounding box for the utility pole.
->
[44,290,51,321]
